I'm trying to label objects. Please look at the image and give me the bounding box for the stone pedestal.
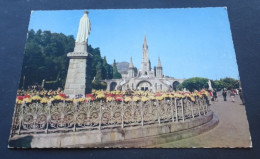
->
[64,42,89,98]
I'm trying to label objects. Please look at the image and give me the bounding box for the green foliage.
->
[178,77,209,92]
[20,29,73,89]
[92,81,107,90]
[112,59,122,79]
[213,78,239,90]
[20,29,117,90]
[178,77,239,92]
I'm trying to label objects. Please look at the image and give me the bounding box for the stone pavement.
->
[150,95,252,148]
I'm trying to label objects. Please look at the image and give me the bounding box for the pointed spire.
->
[143,35,148,48]
[157,57,162,67]
[129,57,134,68]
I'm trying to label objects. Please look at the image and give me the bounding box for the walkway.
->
[150,95,252,148]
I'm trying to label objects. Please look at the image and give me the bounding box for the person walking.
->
[222,88,227,101]
[230,89,235,102]
[213,89,218,101]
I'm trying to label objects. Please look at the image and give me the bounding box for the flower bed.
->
[15,90,209,105]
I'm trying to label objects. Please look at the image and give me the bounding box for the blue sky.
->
[28,8,239,80]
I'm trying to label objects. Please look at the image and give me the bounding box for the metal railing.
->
[10,97,210,137]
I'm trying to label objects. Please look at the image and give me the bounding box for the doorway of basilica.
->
[136,81,152,91]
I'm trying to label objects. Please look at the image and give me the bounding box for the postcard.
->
[8,8,251,148]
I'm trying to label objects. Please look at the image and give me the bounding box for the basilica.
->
[104,36,184,92]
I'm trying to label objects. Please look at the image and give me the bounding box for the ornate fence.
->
[10,97,210,137]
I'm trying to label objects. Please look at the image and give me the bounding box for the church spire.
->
[143,35,147,48]
[129,57,134,68]
[128,57,135,78]
[157,57,162,67]
[142,35,149,63]
[156,57,163,78]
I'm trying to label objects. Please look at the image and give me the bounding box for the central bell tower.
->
[141,35,151,76]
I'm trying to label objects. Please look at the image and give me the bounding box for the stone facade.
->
[104,36,184,92]
[64,42,89,98]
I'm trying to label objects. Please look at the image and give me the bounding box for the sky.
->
[28,8,239,80]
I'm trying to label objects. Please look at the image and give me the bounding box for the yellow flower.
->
[168,94,175,98]
[132,96,140,102]
[40,97,48,103]
[48,97,55,103]
[106,96,114,102]
[141,96,149,102]
[16,99,23,104]
[77,98,85,102]
[65,98,73,102]
[96,93,105,99]
[161,93,168,98]
[24,98,32,103]
[156,96,164,101]
[148,96,155,100]
[32,95,41,100]
[73,99,78,103]
[54,95,63,100]
[124,96,132,102]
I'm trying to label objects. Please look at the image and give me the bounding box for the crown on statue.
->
[84,11,89,14]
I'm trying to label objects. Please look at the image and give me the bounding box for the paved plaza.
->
[151,94,252,148]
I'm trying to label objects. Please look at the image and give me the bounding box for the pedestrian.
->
[236,89,239,95]
[213,89,218,101]
[208,90,213,101]
[222,88,227,101]
[239,88,245,105]
[230,89,235,102]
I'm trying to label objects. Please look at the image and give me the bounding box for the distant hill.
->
[116,62,129,74]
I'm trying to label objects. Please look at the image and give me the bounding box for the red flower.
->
[199,91,205,95]
[58,93,66,98]
[115,95,123,101]
[17,96,23,101]
[86,94,94,98]
[155,93,162,96]
[106,94,114,97]
[85,96,95,101]
[24,95,30,98]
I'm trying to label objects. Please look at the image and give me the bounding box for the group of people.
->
[218,88,245,105]
[208,88,245,105]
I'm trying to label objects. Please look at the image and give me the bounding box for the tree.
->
[179,77,209,92]
[92,81,107,90]
[112,59,122,79]
[95,60,103,80]
[218,78,239,90]
[212,80,221,91]
[19,29,120,90]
